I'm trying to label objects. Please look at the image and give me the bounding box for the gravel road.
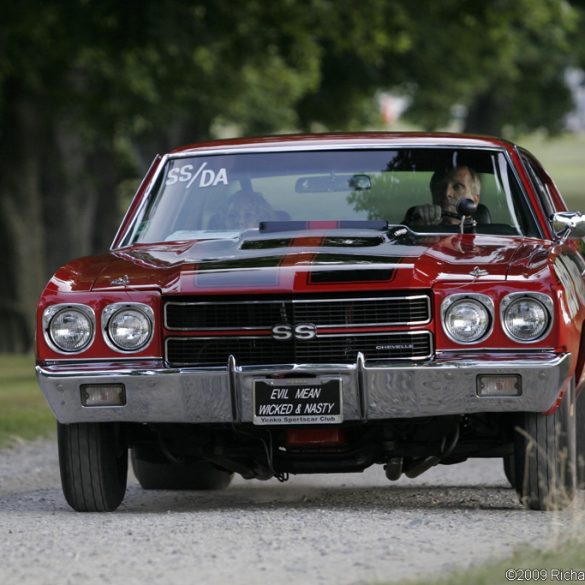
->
[1,437,583,585]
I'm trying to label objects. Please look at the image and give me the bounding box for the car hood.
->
[51,231,553,294]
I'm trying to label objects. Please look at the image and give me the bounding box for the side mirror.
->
[552,211,585,241]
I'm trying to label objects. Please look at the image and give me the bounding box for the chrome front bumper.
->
[36,352,571,424]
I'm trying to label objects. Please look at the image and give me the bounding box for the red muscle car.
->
[36,133,585,511]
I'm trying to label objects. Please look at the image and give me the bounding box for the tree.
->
[405,0,578,136]
[0,0,583,351]
[296,0,579,136]
[0,0,329,349]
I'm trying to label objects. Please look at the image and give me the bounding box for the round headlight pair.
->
[442,295,493,344]
[103,303,154,352]
[44,303,153,353]
[442,293,553,344]
[501,294,552,342]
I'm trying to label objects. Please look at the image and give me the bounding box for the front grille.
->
[165,294,431,329]
[166,331,433,366]
[164,294,433,367]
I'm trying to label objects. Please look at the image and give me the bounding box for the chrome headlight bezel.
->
[43,304,96,354]
[501,293,553,343]
[102,303,154,353]
[441,293,494,345]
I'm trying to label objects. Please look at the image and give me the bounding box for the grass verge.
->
[519,132,585,211]
[384,537,585,585]
[0,354,54,448]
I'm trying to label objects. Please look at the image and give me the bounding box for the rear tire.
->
[513,380,577,510]
[58,422,128,512]
[131,448,233,490]
[503,454,516,488]
[577,387,585,489]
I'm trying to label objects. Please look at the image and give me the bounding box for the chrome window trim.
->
[166,143,509,157]
[112,154,161,249]
[516,147,555,240]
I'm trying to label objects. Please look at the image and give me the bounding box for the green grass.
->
[388,537,585,585]
[0,354,54,448]
[507,133,585,212]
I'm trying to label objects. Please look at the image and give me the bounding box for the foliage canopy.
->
[0,0,583,350]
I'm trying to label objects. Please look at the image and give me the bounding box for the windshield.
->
[122,148,537,245]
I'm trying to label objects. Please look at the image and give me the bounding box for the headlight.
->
[44,305,95,353]
[502,294,552,342]
[103,303,153,352]
[442,295,493,344]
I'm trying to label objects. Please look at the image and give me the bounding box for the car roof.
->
[169,132,516,155]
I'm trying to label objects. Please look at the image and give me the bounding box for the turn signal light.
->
[477,375,521,397]
[80,384,126,407]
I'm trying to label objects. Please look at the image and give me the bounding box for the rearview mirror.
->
[295,174,371,193]
[348,174,372,191]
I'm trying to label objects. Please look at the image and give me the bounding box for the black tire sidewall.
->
[513,380,577,510]
[131,448,233,490]
[577,385,585,488]
[58,422,128,512]
[503,454,516,488]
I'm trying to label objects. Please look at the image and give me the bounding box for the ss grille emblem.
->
[272,323,317,341]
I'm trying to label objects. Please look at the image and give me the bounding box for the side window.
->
[521,154,557,219]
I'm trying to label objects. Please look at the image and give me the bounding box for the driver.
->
[405,165,481,226]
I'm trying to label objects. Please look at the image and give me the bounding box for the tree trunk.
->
[42,121,100,274]
[90,146,122,254]
[0,80,47,350]
[463,90,505,137]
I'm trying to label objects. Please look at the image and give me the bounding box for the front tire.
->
[131,448,233,490]
[513,381,577,510]
[58,422,128,512]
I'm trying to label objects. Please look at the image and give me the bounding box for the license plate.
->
[253,378,342,425]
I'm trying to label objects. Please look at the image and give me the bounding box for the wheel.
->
[58,422,128,512]
[513,380,577,510]
[503,454,516,488]
[131,448,233,490]
[577,387,585,489]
